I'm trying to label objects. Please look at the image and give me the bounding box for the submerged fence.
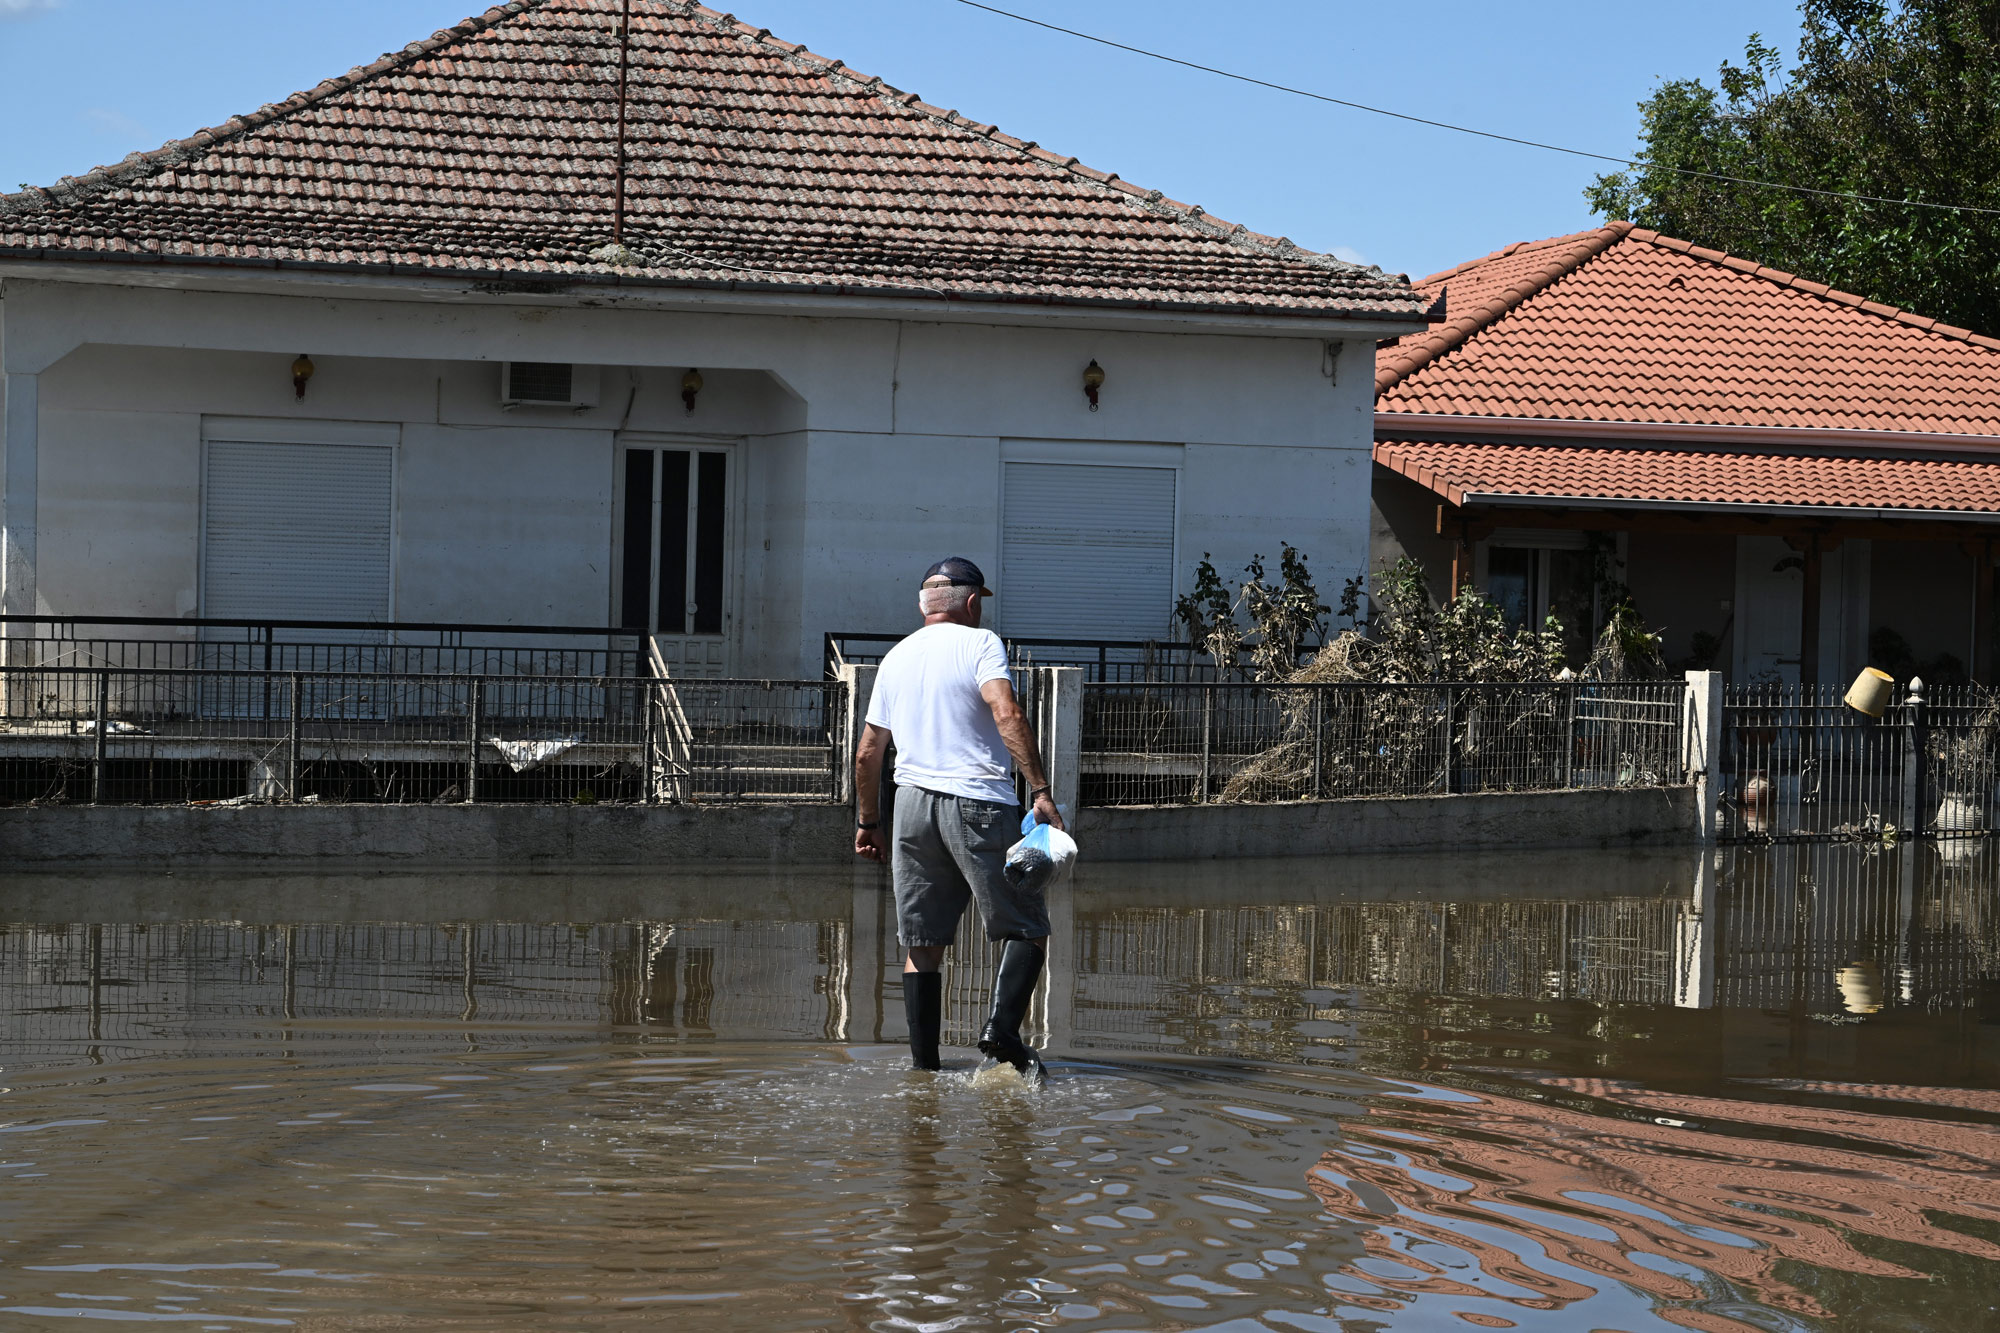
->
[1721,681,2000,843]
[0,665,843,805]
[1079,680,1688,806]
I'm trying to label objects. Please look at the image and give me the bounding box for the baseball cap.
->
[922,556,994,596]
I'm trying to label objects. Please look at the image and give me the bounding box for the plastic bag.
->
[1004,807,1078,893]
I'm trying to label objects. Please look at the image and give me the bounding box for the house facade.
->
[0,0,1430,679]
[1370,223,2000,684]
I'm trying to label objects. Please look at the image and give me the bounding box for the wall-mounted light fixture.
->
[291,354,315,400]
[681,368,704,415]
[1082,359,1105,411]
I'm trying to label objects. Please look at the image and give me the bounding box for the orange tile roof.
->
[1375,435,2000,517]
[1377,222,2000,434]
[0,0,1426,321]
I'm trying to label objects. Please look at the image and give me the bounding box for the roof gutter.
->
[1450,490,2000,524]
[1377,410,2000,456]
[0,256,1435,342]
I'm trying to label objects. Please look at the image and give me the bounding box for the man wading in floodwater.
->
[853,557,1066,1079]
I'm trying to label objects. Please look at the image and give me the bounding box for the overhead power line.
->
[951,0,2000,218]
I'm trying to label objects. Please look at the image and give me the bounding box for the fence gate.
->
[1720,681,1993,843]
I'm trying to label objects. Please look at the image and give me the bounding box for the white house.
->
[0,0,1431,679]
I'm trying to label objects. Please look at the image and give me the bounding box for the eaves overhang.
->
[0,254,1437,342]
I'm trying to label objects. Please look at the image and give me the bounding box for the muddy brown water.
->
[3,844,1997,1330]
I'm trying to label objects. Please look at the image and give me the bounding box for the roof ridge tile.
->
[1,0,536,214]
[1376,222,1631,394]
[1624,228,2000,356]
[675,0,1387,281]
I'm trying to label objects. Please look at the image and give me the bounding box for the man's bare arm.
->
[853,722,891,862]
[980,678,1065,831]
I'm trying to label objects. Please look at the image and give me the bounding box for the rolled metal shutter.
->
[202,440,394,631]
[1001,462,1177,640]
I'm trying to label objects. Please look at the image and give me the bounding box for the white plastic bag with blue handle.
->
[1004,806,1078,893]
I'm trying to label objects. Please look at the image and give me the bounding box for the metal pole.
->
[287,673,301,802]
[1445,687,1462,794]
[1309,688,1324,799]
[1901,676,1927,838]
[1199,686,1213,803]
[641,679,657,804]
[467,677,483,804]
[91,668,109,804]
[1562,683,1577,790]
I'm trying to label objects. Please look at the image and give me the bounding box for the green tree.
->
[1586,0,2000,336]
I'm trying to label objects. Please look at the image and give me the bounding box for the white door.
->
[619,444,735,677]
[1734,535,1803,683]
[1000,462,1177,641]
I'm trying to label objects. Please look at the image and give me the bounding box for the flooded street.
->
[3,846,1997,1330]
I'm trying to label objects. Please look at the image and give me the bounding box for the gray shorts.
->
[891,785,1050,947]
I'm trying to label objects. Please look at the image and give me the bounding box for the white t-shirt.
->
[865,623,1018,805]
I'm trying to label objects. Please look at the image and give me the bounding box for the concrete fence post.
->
[836,664,877,807]
[1045,666,1083,813]
[1683,669,1724,842]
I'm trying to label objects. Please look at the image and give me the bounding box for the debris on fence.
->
[487,734,587,773]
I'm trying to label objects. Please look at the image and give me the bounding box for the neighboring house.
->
[0,0,1431,679]
[1371,222,2000,685]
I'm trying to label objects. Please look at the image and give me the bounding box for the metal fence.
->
[1721,681,2000,842]
[0,665,843,806]
[1080,680,1688,806]
[826,631,1273,684]
[0,614,641,679]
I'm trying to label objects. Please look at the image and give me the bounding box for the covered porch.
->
[1372,435,2000,684]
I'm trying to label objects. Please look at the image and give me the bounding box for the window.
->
[1484,535,1602,663]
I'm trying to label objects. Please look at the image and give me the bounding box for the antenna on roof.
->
[612,0,632,245]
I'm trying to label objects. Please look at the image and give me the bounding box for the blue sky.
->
[0,0,1804,281]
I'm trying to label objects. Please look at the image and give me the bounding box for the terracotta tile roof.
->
[0,0,1427,321]
[1376,222,2000,433]
[1374,435,2000,516]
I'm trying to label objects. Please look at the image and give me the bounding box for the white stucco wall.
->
[1,275,1400,676]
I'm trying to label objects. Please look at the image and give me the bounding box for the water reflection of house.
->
[1307,1074,2000,1323]
[0,1,1431,677]
[1372,224,2000,683]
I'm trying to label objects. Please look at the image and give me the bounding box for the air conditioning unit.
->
[500,362,600,410]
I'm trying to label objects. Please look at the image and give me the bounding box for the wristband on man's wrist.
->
[1028,785,1050,799]
[857,819,880,830]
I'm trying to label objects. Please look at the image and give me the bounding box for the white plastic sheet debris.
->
[486,735,587,773]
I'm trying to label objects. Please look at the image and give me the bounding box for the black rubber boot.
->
[978,939,1047,1082]
[903,971,943,1071]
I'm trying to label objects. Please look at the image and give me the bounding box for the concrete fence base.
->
[1,785,1696,870]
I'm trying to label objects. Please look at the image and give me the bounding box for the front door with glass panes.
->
[619,444,734,677]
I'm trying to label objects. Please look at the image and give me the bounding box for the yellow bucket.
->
[1844,667,1895,717]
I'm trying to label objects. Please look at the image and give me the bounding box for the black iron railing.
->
[1,615,647,681]
[0,663,842,806]
[825,630,1276,683]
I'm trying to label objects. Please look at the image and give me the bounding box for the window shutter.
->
[1001,462,1177,640]
[203,440,394,636]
